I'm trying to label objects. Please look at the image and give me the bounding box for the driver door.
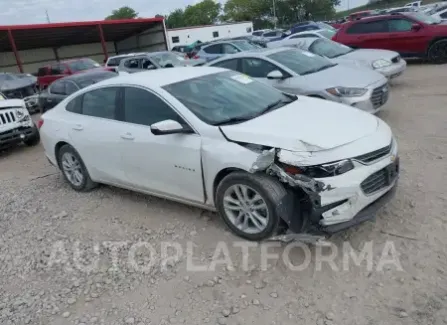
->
[118,86,204,203]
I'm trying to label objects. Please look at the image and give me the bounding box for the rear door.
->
[66,87,127,184]
[343,19,389,49]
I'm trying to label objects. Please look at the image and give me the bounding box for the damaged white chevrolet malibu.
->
[39,67,399,241]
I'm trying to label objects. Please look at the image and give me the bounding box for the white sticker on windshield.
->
[231,74,253,84]
[302,51,316,57]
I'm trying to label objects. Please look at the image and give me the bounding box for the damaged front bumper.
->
[251,140,399,236]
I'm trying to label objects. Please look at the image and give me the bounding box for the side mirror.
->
[411,24,422,31]
[267,70,285,80]
[150,119,191,135]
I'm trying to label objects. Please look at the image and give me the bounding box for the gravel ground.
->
[1,63,446,325]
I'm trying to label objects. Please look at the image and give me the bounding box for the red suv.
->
[36,58,113,90]
[332,12,447,63]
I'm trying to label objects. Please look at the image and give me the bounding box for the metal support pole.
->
[8,29,23,73]
[272,0,277,28]
[97,24,108,62]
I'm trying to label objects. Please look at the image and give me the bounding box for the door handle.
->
[120,132,134,140]
[72,124,83,131]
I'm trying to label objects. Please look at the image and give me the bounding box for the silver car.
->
[281,38,407,80]
[118,51,205,73]
[207,47,389,114]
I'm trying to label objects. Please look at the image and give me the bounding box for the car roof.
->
[211,47,292,59]
[94,67,227,88]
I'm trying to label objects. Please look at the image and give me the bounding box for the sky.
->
[0,0,367,25]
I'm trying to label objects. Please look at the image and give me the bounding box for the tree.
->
[165,8,186,28]
[105,6,138,20]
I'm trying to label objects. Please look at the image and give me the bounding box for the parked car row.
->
[37,66,400,241]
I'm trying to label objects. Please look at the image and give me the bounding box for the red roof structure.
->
[0,17,166,72]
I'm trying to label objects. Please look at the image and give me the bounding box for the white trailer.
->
[167,22,254,49]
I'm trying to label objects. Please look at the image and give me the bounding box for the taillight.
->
[37,118,44,129]
[193,55,200,59]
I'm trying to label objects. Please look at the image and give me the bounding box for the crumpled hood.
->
[220,96,379,152]
[299,63,385,89]
[341,48,400,63]
[0,77,36,91]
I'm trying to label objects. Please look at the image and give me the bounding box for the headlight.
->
[372,59,391,69]
[15,108,30,121]
[326,86,367,97]
[281,159,354,178]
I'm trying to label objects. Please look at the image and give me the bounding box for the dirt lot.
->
[1,64,446,325]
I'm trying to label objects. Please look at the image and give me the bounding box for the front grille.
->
[361,162,399,195]
[0,111,16,125]
[353,143,392,164]
[391,56,400,63]
[370,84,389,108]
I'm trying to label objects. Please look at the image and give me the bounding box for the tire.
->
[427,39,447,64]
[57,144,97,192]
[215,171,288,241]
[23,129,40,146]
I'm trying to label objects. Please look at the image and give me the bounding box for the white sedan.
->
[39,67,399,241]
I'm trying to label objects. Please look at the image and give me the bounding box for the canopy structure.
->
[0,18,166,72]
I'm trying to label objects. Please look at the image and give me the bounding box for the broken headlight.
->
[282,159,354,178]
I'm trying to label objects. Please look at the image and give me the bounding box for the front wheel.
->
[215,172,288,241]
[427,39,447,64]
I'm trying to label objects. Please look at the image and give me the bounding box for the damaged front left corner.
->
[249,148,327,196]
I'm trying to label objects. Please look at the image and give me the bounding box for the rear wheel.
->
[215,172,289,241]
[57,145,97,191]
[427,39,447,64]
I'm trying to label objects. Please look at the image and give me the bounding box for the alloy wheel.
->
[61,152,84,187]
[223,184,269,234]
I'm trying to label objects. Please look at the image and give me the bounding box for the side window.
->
[50,64,63,75]
[66,96,82,114]
[263,31,276,37]
[172,36,180,44]
[222,43,239,54]
[213,31,219,38]
[211,59,239,71]
[123,87,181,127]
[241,58,278,78]
[37,67,48,76]
[203,44,222,54]
[50,81,66,95]
[82,87,118,119]
[346,20,387,34]
[65,81,79,95]
[124,59,139,69]
[388,19,413,32]
[441,11,447,18]
[142,58,157,70]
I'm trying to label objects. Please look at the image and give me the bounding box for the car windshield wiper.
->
[212,116,255,126]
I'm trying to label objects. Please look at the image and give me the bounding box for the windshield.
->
[162,71,294,125]
[405,11,441,24]
[232,40,259,51]
[151,52,184,65]
[67,59,100,72]
[0,74,16,82]
[318,29,337,39]
[268,48,336,75]
[309,38,353,58]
